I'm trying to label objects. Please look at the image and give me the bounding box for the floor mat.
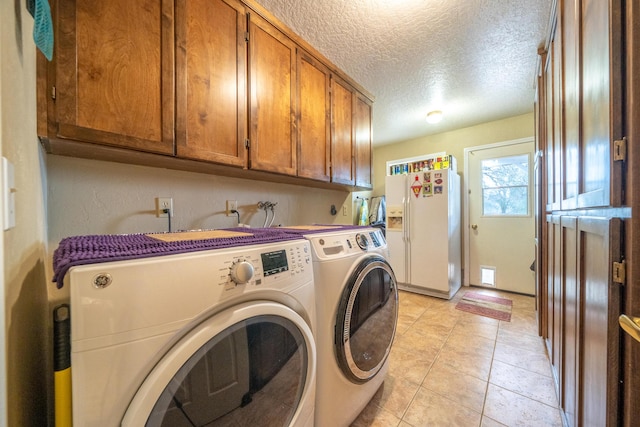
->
[455,291,512,321]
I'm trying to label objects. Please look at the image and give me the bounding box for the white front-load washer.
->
[277,226,398,427]
[53,229,316,427]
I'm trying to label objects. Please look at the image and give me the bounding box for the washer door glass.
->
[122,302,314,427]
[147,315,306,427]
[335,256,398,383]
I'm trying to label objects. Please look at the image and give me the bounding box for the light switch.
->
[2,157,16,230]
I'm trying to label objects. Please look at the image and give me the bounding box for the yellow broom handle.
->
[54,305,72,427]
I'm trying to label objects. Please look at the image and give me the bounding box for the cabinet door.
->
[354,94,372,189]
[561,0,580,209]
[175,0,247,167]
[297,51,330,181]
[560,216,578,427]
[550,214,562,396]
[578,0,623,208]
[248,13,297,175]
[54,0,174,154]
[577,217,622,426]
[545,31,559,211]
[330,76,355,185]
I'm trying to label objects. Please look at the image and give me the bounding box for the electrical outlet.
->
[155,197,173,218]
[342,205,348,216]
[226,200,238,216]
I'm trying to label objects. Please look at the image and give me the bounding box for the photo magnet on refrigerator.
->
[410,175,422,198]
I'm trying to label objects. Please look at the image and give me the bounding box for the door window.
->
[146,315,307,427]
[481,153,530,216]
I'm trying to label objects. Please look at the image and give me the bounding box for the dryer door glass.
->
[146,315,307,427]
[335,257,398,383]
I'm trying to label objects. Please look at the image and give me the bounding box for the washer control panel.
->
[219,240,311,289]
[68,239,313,344]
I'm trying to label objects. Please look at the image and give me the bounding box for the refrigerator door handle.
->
[404,192,410,283]
[401,196,407,242]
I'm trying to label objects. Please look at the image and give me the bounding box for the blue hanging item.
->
[28,0,54,61]
[358,198,369,226]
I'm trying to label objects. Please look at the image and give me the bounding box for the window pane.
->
[483,187,528,215]
[481,154,529,216]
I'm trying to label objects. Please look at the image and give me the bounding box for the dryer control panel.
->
[307,228,388,262]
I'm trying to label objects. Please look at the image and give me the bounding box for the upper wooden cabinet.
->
[354,94,373,188]
[330,75,355,186]
[43,0,175,154]
[330,76,373,188]
[175,0,247,167]
[297,51,331,182]
[38,0,373,190]
[248,12,297,176]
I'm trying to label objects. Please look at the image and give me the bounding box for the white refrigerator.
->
[385,168,461,299]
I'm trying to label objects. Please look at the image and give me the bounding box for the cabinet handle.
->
[471,224,478,230]
[619,314,640,343]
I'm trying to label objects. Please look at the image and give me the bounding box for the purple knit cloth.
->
[52,228,299,289]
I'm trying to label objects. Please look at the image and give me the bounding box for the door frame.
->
[463,136,535,287]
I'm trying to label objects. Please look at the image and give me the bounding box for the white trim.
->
[385,151,446,170]
[463,136,534,287]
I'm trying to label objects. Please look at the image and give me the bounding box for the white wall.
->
[1,3,49,425]
[46,156,354,249]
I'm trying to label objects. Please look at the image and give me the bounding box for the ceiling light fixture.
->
[426,110,443,124]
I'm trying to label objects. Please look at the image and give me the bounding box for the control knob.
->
[230,259,255,285]
[355,233,369,250]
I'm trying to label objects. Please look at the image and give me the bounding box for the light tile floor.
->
[351,287,564,427]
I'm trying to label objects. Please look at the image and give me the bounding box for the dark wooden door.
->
[621,1,640,425]
[175,0,247,167]
[53,0,175,154]
[577,218,622,426]
[560,216,578,427]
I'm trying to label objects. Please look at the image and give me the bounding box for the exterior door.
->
[123,302,315,427]
[465,138,535,294]
[334,256,397,382]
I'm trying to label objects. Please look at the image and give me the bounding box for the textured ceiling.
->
[254,0,552,146]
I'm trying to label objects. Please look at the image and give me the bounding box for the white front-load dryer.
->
[54,231,316,427]
[277,226,398,427]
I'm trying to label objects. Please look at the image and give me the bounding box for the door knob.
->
[619,314,640,343]
[471,224,478,230]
